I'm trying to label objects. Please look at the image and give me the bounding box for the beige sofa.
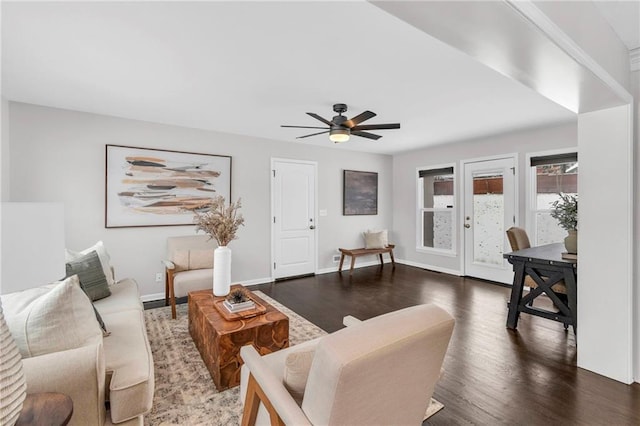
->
[1,276,154,425]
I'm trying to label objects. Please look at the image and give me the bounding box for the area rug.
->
[143,291,443,425]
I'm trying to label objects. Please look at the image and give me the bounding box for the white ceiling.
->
[0,2,584,155]
[593,0,640,51]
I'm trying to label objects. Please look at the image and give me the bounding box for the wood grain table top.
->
[189,285,288,335]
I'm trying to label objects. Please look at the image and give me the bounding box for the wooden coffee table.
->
[188,285,289,390]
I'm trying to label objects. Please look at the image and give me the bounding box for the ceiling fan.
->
[281,103,400,143]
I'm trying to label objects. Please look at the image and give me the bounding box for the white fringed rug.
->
[143,292,443,425]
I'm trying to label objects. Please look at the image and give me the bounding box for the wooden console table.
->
[338,244,395,274]
[188,285,289,390]
[504,243,577,333]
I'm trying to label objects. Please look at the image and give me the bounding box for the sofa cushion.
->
[93,278,142,315]
[240,337,321,404]
[283,349,315,405]
[363,231,386,249]
[66,250,111,301]
[101,309,154,423]
[172,248,214,272]
[173,269,214,298]
[66,241,115,286]
[366,229,389,247]
[1,276,102,358]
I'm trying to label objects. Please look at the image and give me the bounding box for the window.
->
[529,152,577,245]
[417,166,455,253]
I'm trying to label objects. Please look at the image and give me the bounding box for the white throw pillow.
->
[283,349,315,406]
[366,229,389,247]
[1,275,102,358]
[173,249,214,271]
[363,231,386,249]
[66,240,115,285]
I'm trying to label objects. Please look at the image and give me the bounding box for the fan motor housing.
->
[332,115,348,126]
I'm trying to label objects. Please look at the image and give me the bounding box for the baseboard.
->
[141,292,166,303]
[396,259,462,276]
[140,276,273,301]
[242,277,274,287]
[143,263,459,301]
[317,259,392,275]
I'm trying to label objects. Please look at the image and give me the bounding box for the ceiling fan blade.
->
[281,125,328,130]
[306,112,333,126]
[344,111,376,128]
[352,131,382,140]
[296,130,330,139]
[351,123,400,131]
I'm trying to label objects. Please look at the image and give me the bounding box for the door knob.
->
[464,224,471,228]
[309,225,316,230]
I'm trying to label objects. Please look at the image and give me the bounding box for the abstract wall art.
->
[105,145,231,228]
[343,170,378,215]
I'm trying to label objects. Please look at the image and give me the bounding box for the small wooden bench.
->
[338,244,395,274]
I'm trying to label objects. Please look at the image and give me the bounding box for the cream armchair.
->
[240,303,455,426]
[162,235,215,319]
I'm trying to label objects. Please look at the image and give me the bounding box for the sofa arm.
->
[240,345,312,426]
[342,315,362,327]
[161,259,175,270]
[22,343,106,426]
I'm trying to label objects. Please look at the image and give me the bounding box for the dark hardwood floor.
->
[250,264,640,425]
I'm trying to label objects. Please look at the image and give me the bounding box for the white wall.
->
[7,102,392,299]
[393,122,577,273]
[1,202,65,294]
[533,1,631,92]
[578,105,634,383]
[632,70,640,382]
[1,97,9,201]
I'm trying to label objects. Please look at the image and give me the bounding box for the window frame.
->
[416,163,457,256]
[525,148,578,245]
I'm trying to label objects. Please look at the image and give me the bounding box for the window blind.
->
[418,167,454,178]
[530,152,577,167]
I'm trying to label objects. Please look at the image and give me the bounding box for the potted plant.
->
[550,193,578,254]
[194,196,245,296]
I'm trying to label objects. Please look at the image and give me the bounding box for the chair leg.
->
[166,270,177,319]
[242,374,284,426]
[338,253,345,272]
[165,271,170,307]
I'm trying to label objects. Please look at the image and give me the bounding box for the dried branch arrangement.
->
[194,195,245,246]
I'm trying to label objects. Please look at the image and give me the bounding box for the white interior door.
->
[272,159,316,279]
[463,157,516,284]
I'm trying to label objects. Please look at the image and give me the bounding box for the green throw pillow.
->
[65,250,111,301]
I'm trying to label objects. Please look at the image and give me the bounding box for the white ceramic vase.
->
[213,246,232,296]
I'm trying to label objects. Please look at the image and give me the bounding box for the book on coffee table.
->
[223,299,255,313]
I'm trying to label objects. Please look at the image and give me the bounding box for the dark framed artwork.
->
[105,145,231,228]
[343,170,378,215]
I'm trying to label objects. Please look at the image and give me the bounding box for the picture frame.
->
[105,145,231,228]
[343,170,378,215]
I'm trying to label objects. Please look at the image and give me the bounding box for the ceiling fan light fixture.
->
[329,127,350,143]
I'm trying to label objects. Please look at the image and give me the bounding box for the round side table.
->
[15,393,73,426]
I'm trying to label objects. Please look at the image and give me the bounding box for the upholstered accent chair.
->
[162,235,214,319]
[239,303,455,426]
[505,226,567,296]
